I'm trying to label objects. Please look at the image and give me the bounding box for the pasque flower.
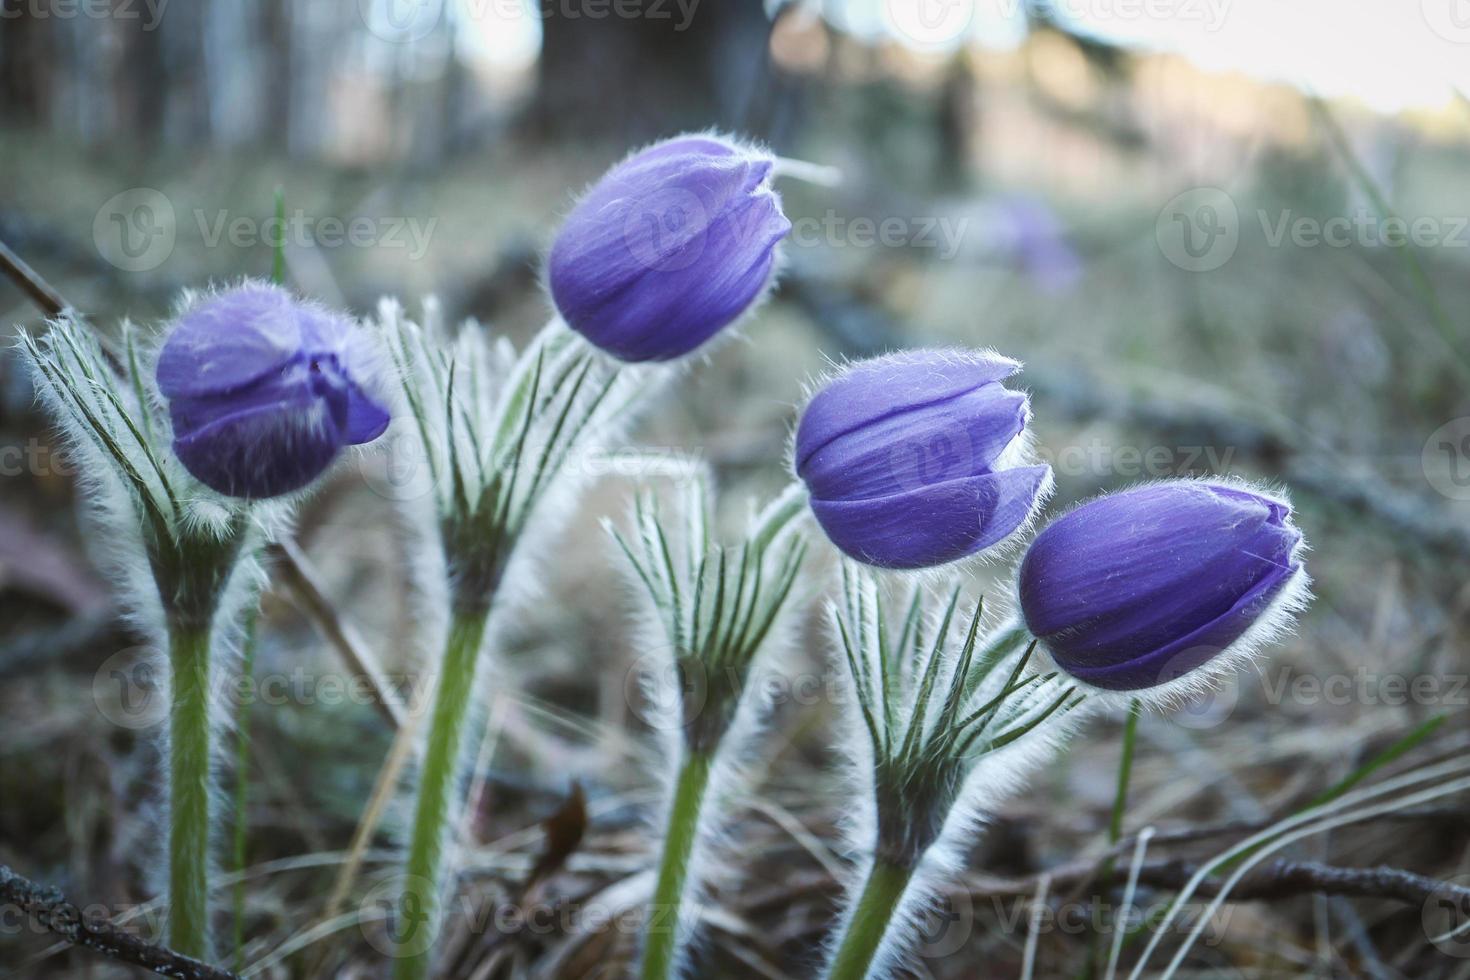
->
[1019,481,1307,692]
[157,283,389,498]
[795,349,1051,569]
[21,312,284,960]
[548,133,791,362]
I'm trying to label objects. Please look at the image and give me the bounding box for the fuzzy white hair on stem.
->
[824,565,1088,979]
[15,307,295,958]
[373,300,669,978]
[366,296,665,700]
[606,476,810,980]
[15,314,287,638]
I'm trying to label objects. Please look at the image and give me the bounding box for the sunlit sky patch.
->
[447,0,1470,113]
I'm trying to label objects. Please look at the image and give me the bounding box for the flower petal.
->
[799,383,1027,501]
[343,378,391,444]
[172,394,345,499]
[809,465,1049,569]
[795,350,1021,473]
[549,135,790,362]
[1019,482,1307,691]
[1019,483,1292,637]
[156,284,304,398]
[553,191,789,361]
[1038,517,1300,669]
[1054,560,1300,690]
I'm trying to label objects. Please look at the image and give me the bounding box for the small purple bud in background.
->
[548,133,791,362]
[156,283,390,499]
[993,194,1083,294]
[1018,482,1307,692]
[794,349,1051,569]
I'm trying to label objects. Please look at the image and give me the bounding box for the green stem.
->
[825,859,915,980]
[168,625,213,960]
[231,608,260,973]
[641,751,714,980]
[393,611,491,980]
[1108,700,1141,847]
[1080,699,1141,978]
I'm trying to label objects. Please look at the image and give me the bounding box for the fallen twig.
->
[966,856,1470,908]
[0,237,68,318]
[268,538,406,730]
[0,865,240,980]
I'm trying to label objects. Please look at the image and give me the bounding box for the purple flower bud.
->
[156,283,390,499]
[794,349,1051,569]
[548,134,791,362]
[1019,482,1307,692]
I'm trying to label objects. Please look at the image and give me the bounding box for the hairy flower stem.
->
[394,610,491,980]
[231,607,261,972]
[642,750,713,980]
[167,625,213,960]
[825,859,915,980]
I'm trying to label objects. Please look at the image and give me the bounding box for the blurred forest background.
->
[3,0,1470,977]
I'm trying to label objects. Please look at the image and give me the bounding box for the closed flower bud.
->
[548,133,791,362]
[1019,481,1308,692]
[794,349,1051,569]
[157,283,390,499]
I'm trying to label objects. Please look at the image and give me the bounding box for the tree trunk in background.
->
[0,3,50,121]
[0,0,781,155]
[120,13,171,143]
[528,0,771,142]
[261,0,293,151]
